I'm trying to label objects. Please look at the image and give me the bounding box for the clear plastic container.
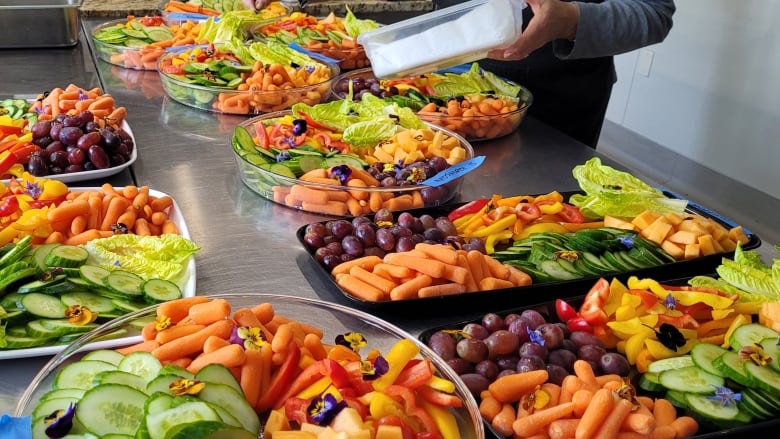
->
[358,0,524,78]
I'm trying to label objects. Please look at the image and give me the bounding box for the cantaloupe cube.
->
[604,215,637,231]
[344,430,371,439]
[640,217,674,245]
[684,244,701,260]
[271,431,317,439]
[664,212,685,226]
[678,219,708,235]
[697,234,718,256]
[265,408,291,433]
[708,221,730,241]
[331,408,365,433]
[719,237,738,252]
[667,230,699,245]
[759,303,780,332]
[301,424,328,435]
[631,210,661,230]
[728,226,750,244]
[711,237,725,253]
[661,240,685,260]
[376,425,404,439]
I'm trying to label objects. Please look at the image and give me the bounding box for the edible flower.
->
[406,167,425,184]
[555,250,579,262]
[230,326,267,350]
[155,315,172,331]
[40,267,63,282]
[111,223,129,234]
[335,331,367,353]
[521,385,551,413]
[360,355,389,380]
[617,235,635,249]
[169,378,205,396]
[645,323,686,351]
[615,377,641,408]
[707,386,741,407]
[65,305,97,325]
[307,393,346,426]
[442,329,468,341]
[739,343,772,366]
[24,181,42,199]
[330,165,352,185]
[663,293,677,311]
[44,402,75,438]
[528,327,545,346]
[276,150,291,162]
[291,119,307,136]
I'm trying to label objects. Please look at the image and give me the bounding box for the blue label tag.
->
[422,156,485,187]
[167,12,210,21]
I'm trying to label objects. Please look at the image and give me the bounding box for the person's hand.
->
[487,0,579,61]
[242,0,272,12]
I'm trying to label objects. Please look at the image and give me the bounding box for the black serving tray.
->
[296,192,761,317]
[418,289,779,439]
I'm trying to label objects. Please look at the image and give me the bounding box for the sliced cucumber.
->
[39,318,98,335]
[40,387,86,403]
[691,342,729,377]
[118,351,163,383]
[743,387,780,413]
[195,364,243,395]
[146,374,184,395]
[112,298,147,313]
[760,338,780,374]
[729,323,779,351]
[26,319,70,338]
[17,274,69,294]
[659,365,724,394]
[664,389,689,408]
[95,370,149,393]
[1,334,54,349]
[145,400,221,439]
[141,278,182,304]
[82,349,125,366]
[20,292,68,318]
[76,383,148,437]
[79,264,111,287]
[163,420,257,439]
[44,245,89,268]
[105,270,144,297]
[32,396,80,422]
[539,259,579,281]
[60,291,116,314]
[739,389,774,420]
[712,351,752,387]
[197,383,261,434]
[638,372,666,392]
[745,360,780,397]
[32,242,61,272]
[646,355,695,374]
[685,392,740,421]
[54,360,118,390]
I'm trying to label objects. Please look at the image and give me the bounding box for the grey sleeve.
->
[553,0,676,59]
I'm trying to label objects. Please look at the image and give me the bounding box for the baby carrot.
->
[483,254,511,280]
[479,393,502,421]
[488,369,549,404]
[417,282,467,298]
[162,219,179,235]
[349,265,397,294]
[548,419,580,439]
[141,321,157,341]
[336,273,386,302]
[512,401,575,438]
[573,359,599,391]
[132,186,150,211]
[156,296,210,321]
[181,298,231,325]
[479,277,515,291]
[100,196,131,231]
[303,332,328,361]
[652,397,677,427]
[152,319,235,361]
[187,343,247,374]
[389,274,433,301]
[331,255,383,276]
[64,229,112,245]
[240,348,264,408]
[164,357,192,369]
[414,243,459,265]
[47,199,90,224]
[572,388,593,418]
[540,382,561,407]
[491,403,517,437]
[576,388,615,439]
[155,324,205,345]
[203,334,231,354]
[384,252,447,278]
[507,265,533,286]
[270,323,293,354]
[670,416,698,439]
[593,397,633,439]
[150,195,174,212]
[251,302,275,325]
[650,425,677,439]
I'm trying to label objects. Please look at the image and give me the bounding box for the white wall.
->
[605,0,780,200]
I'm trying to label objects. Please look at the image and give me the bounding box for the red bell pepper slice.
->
[377,415,416,439]
[384,385,441,437]
[284,397,311,425]
[566,317,593,333]
[0,196,20,217]
[447,198,489,221]
[393,359,433,390]
[578,278,610,326]
[161,65,184,75]
[254,122,271,149]
[256,341,301,411]
[558,203,586,223]
[138,16,164,26]
[630,288,659,309]
[0,151,19,177]
[555,299,578,322]
[342,360,375,396]
[301,112,337,132]
[0,125,23,137]
[515,202,542,222]
[274,358,352,407]
[11,144,42,164]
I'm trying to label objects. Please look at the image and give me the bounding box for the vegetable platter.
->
[0,182,198,359]
[159,0,290,26]
[331,64,533,141]
[15,293,485,439]
[417,254,780,439]
[294,161,759,315]
[1,86,136,183]
[251,7,380,70]
[231,98,477,216]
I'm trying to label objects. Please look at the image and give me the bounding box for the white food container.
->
[358,0,524,78]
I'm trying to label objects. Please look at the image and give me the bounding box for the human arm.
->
[489,0,675,61]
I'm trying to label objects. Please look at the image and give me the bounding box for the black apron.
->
[477,1,615,148]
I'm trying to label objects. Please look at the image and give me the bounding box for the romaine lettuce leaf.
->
[343,6,379,37]
[431,63,521,98]
[687,275,774,303]
[569,157,688,219]
[85,234,200,284]
[714,243,780,298]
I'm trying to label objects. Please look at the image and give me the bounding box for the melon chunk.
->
[631,210,661,230]
[667,230,698,245]
[661,240,685,259]
[376,425,404,439]
[728,226,750,244]
[640,217,673,245]
[684,244,701,260]
[604,215,637,231]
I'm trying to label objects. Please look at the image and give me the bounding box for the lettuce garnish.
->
[569,157,688,219]
[713,244,780,299]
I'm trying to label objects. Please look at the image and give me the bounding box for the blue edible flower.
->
[617,235,635,249]
[307,394,347,426]
[276,150,291,162]
[44,403,75,438]
[707,386,741,407]
[330,165,352,185]
[664,293,677,311]
[528,327,545,346]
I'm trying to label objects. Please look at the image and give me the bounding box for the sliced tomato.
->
[579,278,610,326]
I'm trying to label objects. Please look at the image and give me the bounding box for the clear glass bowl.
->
[332,68,533,142]
[15,293,484,439]
[91,19,170,71]
[158,52,339,115]
[233,111,475,216]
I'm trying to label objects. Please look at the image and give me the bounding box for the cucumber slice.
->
[17,274,69,294]
[760,338,780,374]
[195,364,243,395]
[197,383,261,434]
[664,389,689,408]
[32,396,80,421]
[712,351,752,386]
[60,291,117,314]
[145,401,221,439]
[646,355,695,374]
[0,291,23,310]
[80,265,111,287]
[76,383,148,437]
[20,292,68,318]
[141,278,182,303]
[163,420,257,439]
[118,351,163,383]
[659,365,725,394]
[26,319,72,338]
[112,298,148,313]
[44,245,89,268]
[82,349,125,366]
[743,387,780,413]
[32,243,61,272]
[1,334,54,349]
[146,374,185,395]
[95,370,149,393]
[729,323,779,350]
[54,360,118,390]
[691,342,729,377]
[539,259,579,281]
[739,389,774,420]
[685,392,740,421]
[745,360,780,396]
[105,270,144,297]
[638,372,666,392]
[40,388,86,403]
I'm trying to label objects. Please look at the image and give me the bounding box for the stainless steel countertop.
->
[0,20,775,422]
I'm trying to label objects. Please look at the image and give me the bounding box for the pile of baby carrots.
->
[215,60,334,114]
[29,84,127,128]
[479,360,698,439]
[44,183,178,245]
[162,0,220,16]
[332,242,532,302]
[109,20,205,70]
[304,38,370,70]
[417,94,526,141]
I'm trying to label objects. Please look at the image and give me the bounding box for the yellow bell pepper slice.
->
[603,278,628,317]
[721,313,752,349]
[516,222,569,239]
[419,400,460,439]
[470,213,516,238]
[538,201,564,215]
[372,339,420,391]
[485,229,513,254]
[644,338,696,360]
